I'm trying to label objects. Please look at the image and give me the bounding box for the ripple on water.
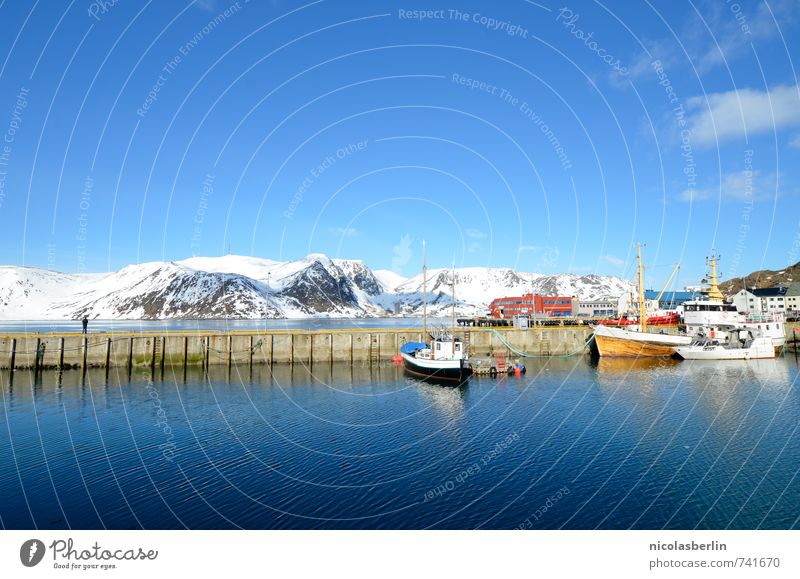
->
[0,358,798,529]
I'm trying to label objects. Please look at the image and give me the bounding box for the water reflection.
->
[591,356,681,375]
[414,381,468,420]
[1,356,798,530]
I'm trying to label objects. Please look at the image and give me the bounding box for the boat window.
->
[436,343,441,350]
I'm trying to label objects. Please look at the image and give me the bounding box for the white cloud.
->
[618,0,797,85]
[691,0,798,72]
[790,135,800,149]
[465,228,487,239]
[193,0,216,11]
[468,242,481,253]
[601,254,626,267]
[679,170,777,202]
[517,245,542,253]
[329,227,357,237]
[686,84,800,146]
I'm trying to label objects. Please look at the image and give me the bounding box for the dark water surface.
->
[1,356,799,529]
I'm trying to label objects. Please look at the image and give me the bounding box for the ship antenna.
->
[451,258,456,336]
[422,239,427,339]
[637,242,647,333]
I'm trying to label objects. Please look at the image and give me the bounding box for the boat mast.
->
[704,253,724,302]
[637,242,647,333]
[422,239,427,338]
[451,260,456,335]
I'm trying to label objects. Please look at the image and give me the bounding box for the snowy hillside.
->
[0,255,633,320]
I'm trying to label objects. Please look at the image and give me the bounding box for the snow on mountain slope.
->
[0,255,632,320]
[389,268,631,316]
[64,262,282,320]
[332,259,384,295]
[372,270,408,292]
[178,255,281,283]
[0,266,88,320]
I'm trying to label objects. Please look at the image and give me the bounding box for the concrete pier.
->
[0,327,593,371]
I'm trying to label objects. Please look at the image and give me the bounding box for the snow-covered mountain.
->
[0,255,633,320]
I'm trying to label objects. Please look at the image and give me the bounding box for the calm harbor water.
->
[1,356,798,529]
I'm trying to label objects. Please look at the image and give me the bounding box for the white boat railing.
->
[744,312,784,323]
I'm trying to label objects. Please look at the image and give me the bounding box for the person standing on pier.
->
[81,316,88,334]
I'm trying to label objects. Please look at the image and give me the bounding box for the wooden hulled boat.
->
[592,243,690,358]
[593,324,691,357]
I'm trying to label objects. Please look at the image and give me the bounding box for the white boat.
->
[680,255,785,353]
[401,242,472,384]
[400,331,471,383]
[675,328,776,360]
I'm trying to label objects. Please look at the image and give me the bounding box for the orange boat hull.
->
[594,333,679,358]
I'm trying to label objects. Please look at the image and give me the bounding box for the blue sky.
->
[0,0,798,289]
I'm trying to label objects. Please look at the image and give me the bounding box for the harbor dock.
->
[2,323,795,373]
[0,326,593,372]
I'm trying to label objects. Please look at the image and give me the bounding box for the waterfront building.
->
[577,298,618,317]
[488,293,577,318]
[732,287,788,313]
[785,282,800,313]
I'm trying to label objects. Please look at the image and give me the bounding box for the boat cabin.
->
[429,335,466,361]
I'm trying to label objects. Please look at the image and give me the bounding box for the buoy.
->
[514,366,522,376]
[392,354,403,364]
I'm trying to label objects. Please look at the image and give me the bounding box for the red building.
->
[489,293,577,318]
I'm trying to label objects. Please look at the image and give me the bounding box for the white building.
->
[785,283,800,313]
[577,298,618,318]
[732,287,788,313]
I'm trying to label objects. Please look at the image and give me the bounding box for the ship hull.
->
[675,341,776,360]
[401,352,472,383]
[592,325,691,358]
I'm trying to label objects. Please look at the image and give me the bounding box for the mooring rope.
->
[490,329,595,358]
[208,339,263,359]
[7,335,134,355]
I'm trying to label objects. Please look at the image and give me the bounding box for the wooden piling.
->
[105,338,111,380]
[33,338,41,373]
[0,326,598,372]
